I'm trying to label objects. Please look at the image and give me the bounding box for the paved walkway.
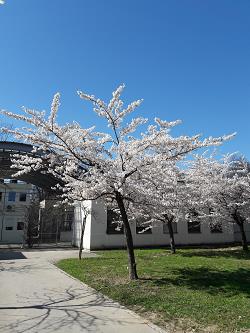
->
[0,249,166,333]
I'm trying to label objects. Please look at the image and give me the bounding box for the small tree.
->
[78,203,91,260]
[1,85,233,279]
[24,198,40,248]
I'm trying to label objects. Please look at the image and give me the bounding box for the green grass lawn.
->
[57,247,250,333]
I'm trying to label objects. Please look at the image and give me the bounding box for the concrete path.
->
[0,249,165,333]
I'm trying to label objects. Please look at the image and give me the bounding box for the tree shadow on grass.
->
[140,267,250,297]
[178,249,250,260]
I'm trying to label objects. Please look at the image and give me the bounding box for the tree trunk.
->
[79,216,86,260]
[115,191,138,280]
[233,212,248,252]
[167,219,176,254]
[238,222,248,252]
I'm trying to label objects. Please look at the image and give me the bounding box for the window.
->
[66,211,74,221]
[136,224,152,234]
[61,211,74,231]
[6,226,13,230]
[8,192,16,202]
[188,221,201,233]
[187,210,201,233]
[210,222,222,233]
[19,193,27,202]
[0,192,2,201]
[17,222,25,230]
[106,209,124,234]
[163,222,178,234]
[208,208,222,233]
[136,217,152,234]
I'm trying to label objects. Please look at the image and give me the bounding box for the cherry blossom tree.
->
[187,154,250,251]
[128,162,188,254]
[0,121,13,141]
[1,85,234,279]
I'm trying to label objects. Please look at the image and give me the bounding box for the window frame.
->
[8,191,16,202]
[210,222,223,233]
[187,210,201,234]
[17,222,25,231]
[6,226,13,231]
[19,193,27,202]
[106,209,124,235]
[136,218,152,234]
[187,221,201,233]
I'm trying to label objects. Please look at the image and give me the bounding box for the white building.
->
[1,188,249,248]
[0,181,75,245]
[72,200,248,250]
[0,179,35,244]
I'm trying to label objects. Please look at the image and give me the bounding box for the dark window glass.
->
[19,193,27,202]
[6,226,13,230]
[163,222,177,234]
[188,221,201,233]
[210,222,222,233]
[61,211,74,231]
[187,210,201,233]
[0,192,2,201]
[136,218,152,234]
[106,209,124,234]
[61,221,72,231]
[136,225,152,234]
[17,222,25,230]
[8,192,16,202]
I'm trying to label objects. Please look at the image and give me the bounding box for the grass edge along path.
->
[57,248,250,333]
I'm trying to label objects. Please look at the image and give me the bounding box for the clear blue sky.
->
[0,1,249,158]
